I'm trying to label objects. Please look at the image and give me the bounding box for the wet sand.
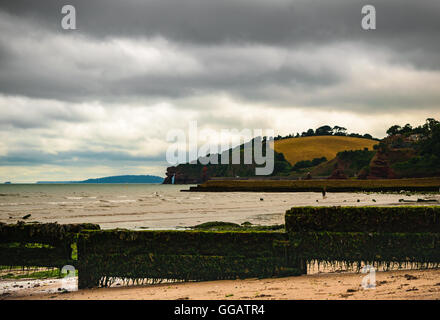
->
[3,268,440,300]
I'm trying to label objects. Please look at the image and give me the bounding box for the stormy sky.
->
[0,0,439,182]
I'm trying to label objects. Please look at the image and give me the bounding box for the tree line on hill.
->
[383,118,440,178]
[291,157,327,171]
[386,118,439,137]
[276,118,440,179]
[273,125,378,141]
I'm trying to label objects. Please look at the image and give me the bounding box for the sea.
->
[0,184,433,230]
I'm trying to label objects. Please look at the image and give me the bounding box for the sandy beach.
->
[2,185,440,300]
[2,268,440,300]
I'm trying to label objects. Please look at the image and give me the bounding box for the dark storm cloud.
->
[0,0,437,44]
[0,0,439,103]
[0,6,348,105]
[3,0,361,44]
[112,63,343,99]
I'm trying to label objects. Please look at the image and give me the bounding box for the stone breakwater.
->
[188,177,440,192]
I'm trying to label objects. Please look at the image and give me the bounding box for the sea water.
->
[0,184,431,230]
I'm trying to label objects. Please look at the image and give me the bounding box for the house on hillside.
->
[408,133,423,142]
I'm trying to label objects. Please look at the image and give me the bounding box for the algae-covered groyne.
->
[2,206,440,289]
[187,177,440,192]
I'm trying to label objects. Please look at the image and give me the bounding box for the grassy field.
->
[272,136,378,165]
[191,177,440,192]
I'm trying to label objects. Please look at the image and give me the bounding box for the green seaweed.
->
[190,221,284,232]
[0,222,99,270]
[285,206,440,233]
[76,229,299,289]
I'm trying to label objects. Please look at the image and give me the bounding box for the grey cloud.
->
[0,10,346,104]
[1,0,439,59]
[112,62,344,100]
[0,1,439,105]
[10,0,440,181]
[0,149,166,166]
[0,100,95,129]
[1,0,438,45]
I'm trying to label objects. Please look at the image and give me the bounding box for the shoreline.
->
[3,268,440,300]
[4,186,436,230]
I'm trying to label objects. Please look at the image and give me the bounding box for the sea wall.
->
[188,177,440,192]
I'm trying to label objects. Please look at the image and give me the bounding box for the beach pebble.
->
[404,274,418,280]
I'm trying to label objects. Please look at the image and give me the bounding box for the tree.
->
[315,125,332,136]
[333,126,347,136]
[301,129,315,137]
[423,118,440,135]
[420,119,440,157]
[400,123,413,135]
[386,125,402,136]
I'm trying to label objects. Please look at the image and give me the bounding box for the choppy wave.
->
[0,184,421,230]
[108,199,136,203]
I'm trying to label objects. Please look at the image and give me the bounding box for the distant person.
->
[202,166,208,182]
[322,187,327,199]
